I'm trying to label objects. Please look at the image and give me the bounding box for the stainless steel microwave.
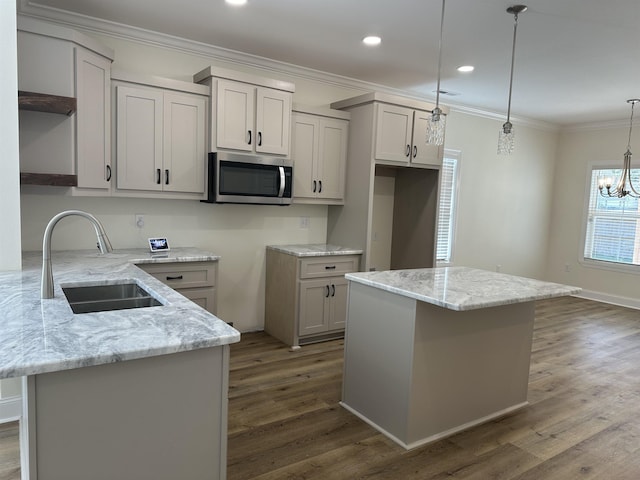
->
[203,152,293,205]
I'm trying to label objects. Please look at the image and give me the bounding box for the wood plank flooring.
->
[2,296,640,479]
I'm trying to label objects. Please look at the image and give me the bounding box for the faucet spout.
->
[41,210,114,299]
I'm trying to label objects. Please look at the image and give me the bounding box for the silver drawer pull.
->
[166,275,183,280]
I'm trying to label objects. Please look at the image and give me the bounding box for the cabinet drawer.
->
[299,255,359,279]
[137,261,217,289]
[178,287,216,314]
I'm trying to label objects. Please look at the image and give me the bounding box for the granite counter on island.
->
[342,266,580,450]
[0,248,239,480]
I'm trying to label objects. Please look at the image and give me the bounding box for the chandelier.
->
[598,99,640,198]
[497,5,527,155]
[426,0,446,146]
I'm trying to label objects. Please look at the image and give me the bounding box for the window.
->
[436,150,460,265]
[584,167,640,267]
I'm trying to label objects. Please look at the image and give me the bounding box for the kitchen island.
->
[342,267,580,450]
[0,248,239,480]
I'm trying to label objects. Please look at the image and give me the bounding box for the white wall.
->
[445,111,559,278]
[545,126,640,306]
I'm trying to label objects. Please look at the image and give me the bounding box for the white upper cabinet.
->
[216,80,254,152]
[291,107,349,204]
[194,67,295,157]
[216,79,291,156]
[114,73,208,198]
[75,48,112,190]
[375,103,442,168]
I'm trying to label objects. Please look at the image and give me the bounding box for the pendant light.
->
[598,99,640,198]
[497,5,527,155]
[426,0,446,146]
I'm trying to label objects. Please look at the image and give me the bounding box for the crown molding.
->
[17,0,558,131]
[561,119,633,133]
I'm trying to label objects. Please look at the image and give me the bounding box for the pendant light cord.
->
[434,0,445,110]
[506,11,520,123]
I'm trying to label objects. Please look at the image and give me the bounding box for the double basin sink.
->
[63,282,163,314]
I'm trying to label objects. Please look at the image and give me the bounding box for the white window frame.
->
[580,160,640,275]
[436,149,461,266]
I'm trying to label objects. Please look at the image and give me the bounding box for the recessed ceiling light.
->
[457,65,474,73]
[363,36,382,46]
[226,0,247,5]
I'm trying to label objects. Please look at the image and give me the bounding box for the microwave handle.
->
[277,166,285,198]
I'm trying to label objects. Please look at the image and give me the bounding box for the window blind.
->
[436,154,459,264]
[584,168,640,266]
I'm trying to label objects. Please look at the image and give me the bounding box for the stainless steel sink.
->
[62,282,163,314]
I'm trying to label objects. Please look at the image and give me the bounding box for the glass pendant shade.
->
[426,0,446,147]
[497,121,514,155]
[426,107,446,146]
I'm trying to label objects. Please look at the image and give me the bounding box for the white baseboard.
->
[576,291,640,311]
[0,395,22,423]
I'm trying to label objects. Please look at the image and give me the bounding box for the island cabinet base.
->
[341,282,535,450]
[21,346,229,480]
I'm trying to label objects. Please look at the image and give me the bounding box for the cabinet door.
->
[291,112,319,200]
[116,85,163,191]
[163,92,206,194]
[374,104,412,164]
[328,277,348,331]
[298,279,330,336]
[317,118,348,201]
[216,80,254,152]
[411,110,443,167]
[75,48,111,190]
[255,87,291,155]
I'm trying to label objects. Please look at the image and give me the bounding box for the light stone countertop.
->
[267,244,363,257]
[0,248,239,379]
[346,266,581,311]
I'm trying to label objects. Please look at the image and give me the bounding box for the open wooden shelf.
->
[20,172,78,187]
[18,91,76,116]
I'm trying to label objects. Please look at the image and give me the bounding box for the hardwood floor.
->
[2,296,640,479]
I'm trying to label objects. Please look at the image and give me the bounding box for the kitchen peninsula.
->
[341,267,580,450]
[0,248,239,480]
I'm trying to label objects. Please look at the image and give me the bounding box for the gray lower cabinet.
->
[137,261,217,314]
[23,346,229,480]
[265,249,359,348]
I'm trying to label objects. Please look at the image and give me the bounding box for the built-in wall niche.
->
[370,165,440,272]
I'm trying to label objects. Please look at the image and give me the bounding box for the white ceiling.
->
[17,0,640,126]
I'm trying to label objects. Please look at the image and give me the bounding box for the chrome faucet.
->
[41,210,113,299]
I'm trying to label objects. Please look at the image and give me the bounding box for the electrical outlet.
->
[135,214,145,229]
[564,263,571,272]
[496,264,502,272]
[299,216,310,229]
